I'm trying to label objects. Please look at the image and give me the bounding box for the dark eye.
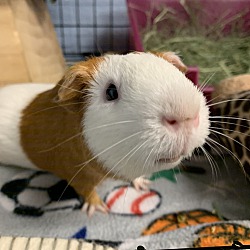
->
[106,84,118,101]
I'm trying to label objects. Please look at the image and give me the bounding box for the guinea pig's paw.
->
[132,176,152,191]
[81,192,109,217]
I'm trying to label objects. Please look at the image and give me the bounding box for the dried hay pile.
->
[142,3,250,84]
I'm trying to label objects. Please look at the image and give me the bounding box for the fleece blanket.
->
[0,156,249,250]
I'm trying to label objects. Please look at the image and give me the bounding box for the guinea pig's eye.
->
[106,83,118,101]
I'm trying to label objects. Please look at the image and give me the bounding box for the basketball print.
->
[193,223,250,247]
[142,209,222,236]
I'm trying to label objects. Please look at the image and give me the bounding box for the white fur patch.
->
[0,83,54,169]
[83,53,210,180]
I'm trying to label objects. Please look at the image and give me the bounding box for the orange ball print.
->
[193,223,250,247]
[142,209,222,236]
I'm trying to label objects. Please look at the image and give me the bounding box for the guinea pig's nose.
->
[165,118,177,125]
[162,114,199,129]
[162,116,179,129]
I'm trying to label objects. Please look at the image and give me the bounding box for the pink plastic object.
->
[127,0,250,100]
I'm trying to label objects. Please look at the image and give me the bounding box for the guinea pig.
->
[0,52,210,216]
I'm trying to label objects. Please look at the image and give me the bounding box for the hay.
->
[142,4,250,84]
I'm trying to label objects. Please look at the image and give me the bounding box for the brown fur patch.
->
[57,56,102,102]
[20,56,117,204]
[151,51,188,73]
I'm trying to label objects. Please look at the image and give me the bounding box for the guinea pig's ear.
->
[152,52,188,73]
[54,57,102,111]
[56,57,102,101]
[56,64,91,102]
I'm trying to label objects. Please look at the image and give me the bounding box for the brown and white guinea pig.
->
[0,52,210,216]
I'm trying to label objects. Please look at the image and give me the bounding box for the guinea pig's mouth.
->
[156,156,181,164]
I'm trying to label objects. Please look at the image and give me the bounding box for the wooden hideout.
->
[0,0,66,86]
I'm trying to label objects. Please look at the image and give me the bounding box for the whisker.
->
[142,144,157,175]
[88,142,142,200]
[122,185,129,214]
[206,94,222,106]
[199,73,215,92]
[26,101,88,117]
[209,126,250,137]
[57,130,143,201]
[84,120,137,132]
[25,83,94,117]
[210,120,250,130]
[209,129,250,154]
[57,82,88,95]
[117,139,150,172]
[193,148,200,159]
[86,139,149,206]
[39,120,137,153]
[206,138,229,176]
[74,130,143,168]
[205,146,220,181]
[210,116,250,123]
[205,140,224,174]
[205,138,226,161]
[200,145,218,183]
[129,137,153,179]
[39,133,82,153]
[208,98,250,107]
[175,162,185,184]
[154,135,167,173]
[191,149,197,161]
[207,137,246,177]
[199,146,213,175]
[137,139,157,180]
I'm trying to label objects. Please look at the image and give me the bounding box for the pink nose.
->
[162,114,199,128]
[165,118,177,125]
[162,116,179,128]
